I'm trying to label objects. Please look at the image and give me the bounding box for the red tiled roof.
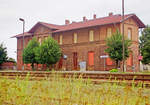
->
[53,14,145,33]
[12,14,145,38]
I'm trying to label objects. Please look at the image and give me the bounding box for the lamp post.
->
[122,0,125,72]
[19,18,25,70]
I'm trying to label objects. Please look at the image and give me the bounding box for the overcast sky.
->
[0,0,150,60]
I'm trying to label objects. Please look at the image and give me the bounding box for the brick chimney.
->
[109,12,113,16]
[83,16,87,21]
[93,14,96,19]
[65,20,70,25]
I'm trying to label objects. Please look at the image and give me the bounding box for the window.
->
[128,28,132,40]
[73,33,77,43]
[106,57,113,65]
[38,37,42,45]
[44,36,48,40]
[107,28,112,37]
[59,35,63,45]
[89,30,94,42]
[127,53,133,66]
[88,52,94,66]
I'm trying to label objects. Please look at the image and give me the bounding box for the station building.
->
[13,13,145,71]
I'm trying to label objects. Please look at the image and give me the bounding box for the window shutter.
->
[59,35,63,45]
[88,52,94,66]
[89,30,94,42]
[74,33,77,43]
[44,36,48,40]
[106,57,113,65]
[127,53,132,66]
[38,37,42,45]
[128,29,132,40]
[107,28,112,37]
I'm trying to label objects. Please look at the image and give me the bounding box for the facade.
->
[12,13,145,71]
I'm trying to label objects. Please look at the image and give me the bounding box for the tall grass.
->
[0,74,150,105]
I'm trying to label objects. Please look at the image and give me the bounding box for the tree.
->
[139,25,150,64]
[105,31,131,68]
[36,36,61,69]
[0,43,7,65]
[22,37,39,70]
[7,57,16,63]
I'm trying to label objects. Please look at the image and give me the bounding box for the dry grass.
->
[0,74,150,105]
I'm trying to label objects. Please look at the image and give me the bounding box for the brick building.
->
[12,13,145,71]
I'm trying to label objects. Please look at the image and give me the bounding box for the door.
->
[73,52,78,70]
[58,57,63,69]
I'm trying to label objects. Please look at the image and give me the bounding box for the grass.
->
[0,74,150,105]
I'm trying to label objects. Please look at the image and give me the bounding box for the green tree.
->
[7,57,16,63]
[0,43,7,65]
[22,37,39,70]
[105,31,131,68]
[140,25,150,64]
[36,36,61,69]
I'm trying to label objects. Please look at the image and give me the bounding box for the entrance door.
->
[73,52,78,70]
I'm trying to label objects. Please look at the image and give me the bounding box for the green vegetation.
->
[140,25,150,64]
[35,36,61,69]
[0,75,150,105]
[109,69,118,72]
[105,31,131,68]
[0,43,7,65]
[23,37,39,70]
[23,36,61,70]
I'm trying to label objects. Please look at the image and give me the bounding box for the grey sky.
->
[0,0,150,60]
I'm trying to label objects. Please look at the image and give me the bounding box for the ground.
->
[0,74,150,105]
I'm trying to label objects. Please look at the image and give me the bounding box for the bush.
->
[109,69,118,72]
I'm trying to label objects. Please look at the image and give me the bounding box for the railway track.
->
[0,71,150,87]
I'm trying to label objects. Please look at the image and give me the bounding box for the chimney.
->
[65,20,70,25]
[93,14,96,19]
[109,12,113,16]
[83,16,87,21]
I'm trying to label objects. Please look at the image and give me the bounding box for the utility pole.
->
[122,0,125,72]
[19,18,25,70]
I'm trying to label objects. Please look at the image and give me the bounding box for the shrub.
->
[109,69,118,72]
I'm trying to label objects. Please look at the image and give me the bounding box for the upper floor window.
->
[89,30,94,42]
[38,37,42,45]
[73,33,77,43]
[59,35,63,45]
[107,28,112,37]
[44,36,48,40]
[128,28,132,40]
